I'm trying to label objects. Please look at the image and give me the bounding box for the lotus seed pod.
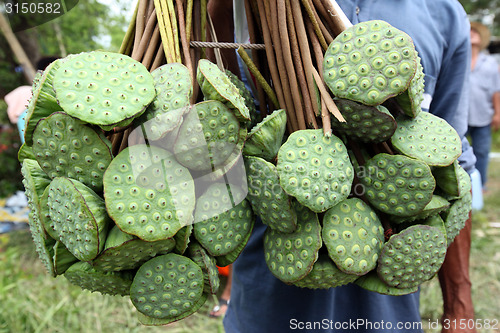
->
[277,129,354,213]
[394,55,424,117]
[225,69,258,128]
[215,222,253,267]
[323,20,418,106]
[433,160,461,197]
[133,63,192,141]
[32,112,113,191]
[21,159,55,276]
[137,294,208,326]
[391,112,462,167]
[293,254,358,289]
[355,271,418,296]
[197,59,251,122]
[173,101,241,171]
[441,190,472,245]
[389,195,450,225]
[191,127,248,182]
[18,143,35,163]
[47,177,111,261]
[244,156,297,233]
[243,109,287,161]
[64,261,133,296]
[130,254,205,320]
[131,105,187,147]
[92,225,176,272]
[377,224,447,289]
[422,214,448,247]
[103,145,195,241]
[53,241,78,275]
[24,59,64,146]
[438,164,471,201]
[39,186,58,240]
[359,153,435,217]
[263,201,322,283]
[53,51,156,130]
[193,183,254,256]
[173,224,192,255]
[188,242,220,294]
[322,198,385,275]
[331,99,397,143]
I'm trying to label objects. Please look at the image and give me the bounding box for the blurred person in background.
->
[467,22,500,193]
[4,56,59,142]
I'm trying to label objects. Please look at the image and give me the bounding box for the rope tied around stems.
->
[189,41,266,50]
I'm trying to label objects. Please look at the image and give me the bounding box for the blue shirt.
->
[468,52,500,127]
[224,1,473,332]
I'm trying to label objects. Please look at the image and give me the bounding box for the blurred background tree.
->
[0,0,131,198]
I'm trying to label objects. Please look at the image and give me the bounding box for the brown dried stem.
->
[299,0,328,50]
[132,8,157,60]
[279,0,306,130]
[176,0,194,80]
[256,0,291,130]
[289,0,319,128]
[244,0,268,117]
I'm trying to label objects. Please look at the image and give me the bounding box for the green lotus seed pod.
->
[65,261,133,296]
[355,271,418,296]
[441,191,472,245]
[92,225,176,272]
[47,177,111,261]
[323,20,418,106]
[293,254,358,289]
[277,129,354,213]
[32,112,113,192]
[225,69,258,128]
[24,59,64,146]
[21,159,55,276]
[244,156,297,233]
[322,198,385,275]
[173,101,241,171]
[130,254,205,320]
[332,99,396,143]
[53,241,78,275]
[243,109,287,161]
[173,224,192,255]
[377,224,447,289]
[133,63,192,141]
[188,242,220,294]
[263,201,322,283]
[389,195,450,225]
[394,55,424,117]
[359,153,435,217]
[54,51,156,130]
[193,183,254,256]
[197,59,250,122]
[391,112,462,167]
[18,143,35,163]
[103,145,195,241]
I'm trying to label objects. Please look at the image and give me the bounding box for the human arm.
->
[491,91,500,130]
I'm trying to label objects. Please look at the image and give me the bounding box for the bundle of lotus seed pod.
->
[18,0,472,326]
[241,19,472,295]
[19,49,260,324]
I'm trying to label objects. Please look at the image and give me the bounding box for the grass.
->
[2,135,500,332]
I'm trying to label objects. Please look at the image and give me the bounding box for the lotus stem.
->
[237,46,279,109]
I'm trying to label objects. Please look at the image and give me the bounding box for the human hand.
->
[492,115,500,131]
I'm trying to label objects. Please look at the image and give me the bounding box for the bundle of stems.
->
[107,0,366,152]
